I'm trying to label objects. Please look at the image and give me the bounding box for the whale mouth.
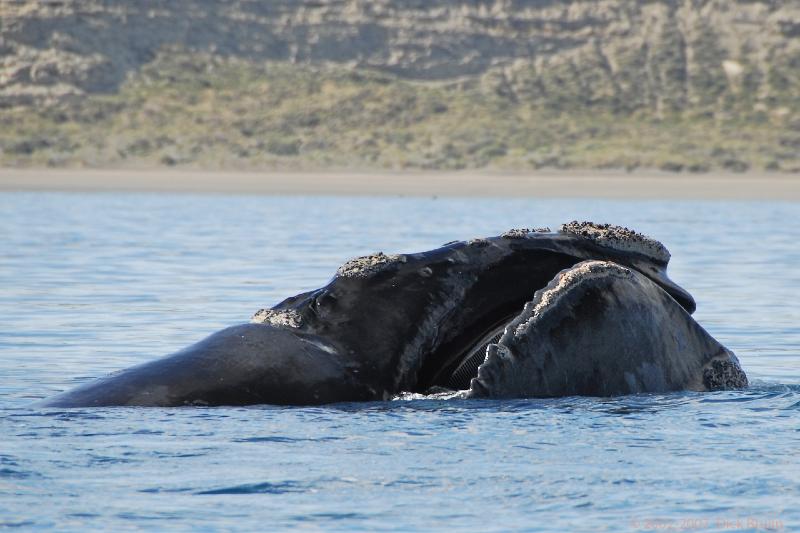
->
[420,299,546,392]
[419,267,690,393]
[422,266,620,394]
[414,226,696,393]
[414,248,584,392]
[442,326,506,390]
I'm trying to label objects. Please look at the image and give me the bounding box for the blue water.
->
[1,192,798,531]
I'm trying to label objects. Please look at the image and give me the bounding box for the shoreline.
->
[1,168,798,201]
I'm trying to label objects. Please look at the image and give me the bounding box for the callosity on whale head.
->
[38,221,744,408]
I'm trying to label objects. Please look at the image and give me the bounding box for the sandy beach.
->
[1,168,798,200]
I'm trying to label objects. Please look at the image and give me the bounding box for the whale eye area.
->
[312,291,338,313]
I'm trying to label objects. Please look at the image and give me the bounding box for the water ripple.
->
[196,481,310,495]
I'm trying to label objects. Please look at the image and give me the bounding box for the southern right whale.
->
[38,221,746,407]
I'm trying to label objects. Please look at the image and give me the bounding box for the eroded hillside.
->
[1,0,798,171]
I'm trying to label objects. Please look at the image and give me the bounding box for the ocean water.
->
[0,191,798,532]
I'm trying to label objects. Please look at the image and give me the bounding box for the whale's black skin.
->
[41,325,375,407]
[40,227,708,408]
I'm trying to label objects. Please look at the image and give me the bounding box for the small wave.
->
[388,383,800,412]
[0,467,38,479]
[0,520,37,528]
[392,390,468,401]
[196,480,307,495]
[232,435,342,443]
[291,512,371,522]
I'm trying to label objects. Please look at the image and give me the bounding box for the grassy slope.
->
[1,53,799,172]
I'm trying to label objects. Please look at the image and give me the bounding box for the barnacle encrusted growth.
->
[501,227,551,239]
[251,308,303,328]
[514,260,633,337]
[703,358,749,390]
[467,238,490,247]
[337,252,404,278]
[559,221,670,263]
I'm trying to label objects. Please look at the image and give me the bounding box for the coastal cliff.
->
[1,0,799,171]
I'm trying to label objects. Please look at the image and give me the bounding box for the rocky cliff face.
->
[2,0,799,110]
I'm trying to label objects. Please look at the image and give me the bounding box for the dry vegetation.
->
[1,52,798,172]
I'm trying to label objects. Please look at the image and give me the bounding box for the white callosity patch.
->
[336,252,404,278]
[514,260,634,337]
[500,227,552,239]
[559,221,671,263]
[251,308,303,328]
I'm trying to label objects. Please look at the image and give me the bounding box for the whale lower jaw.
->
[464,261,746,399]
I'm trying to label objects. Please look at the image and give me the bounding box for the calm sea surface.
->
[0,191,798,531]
